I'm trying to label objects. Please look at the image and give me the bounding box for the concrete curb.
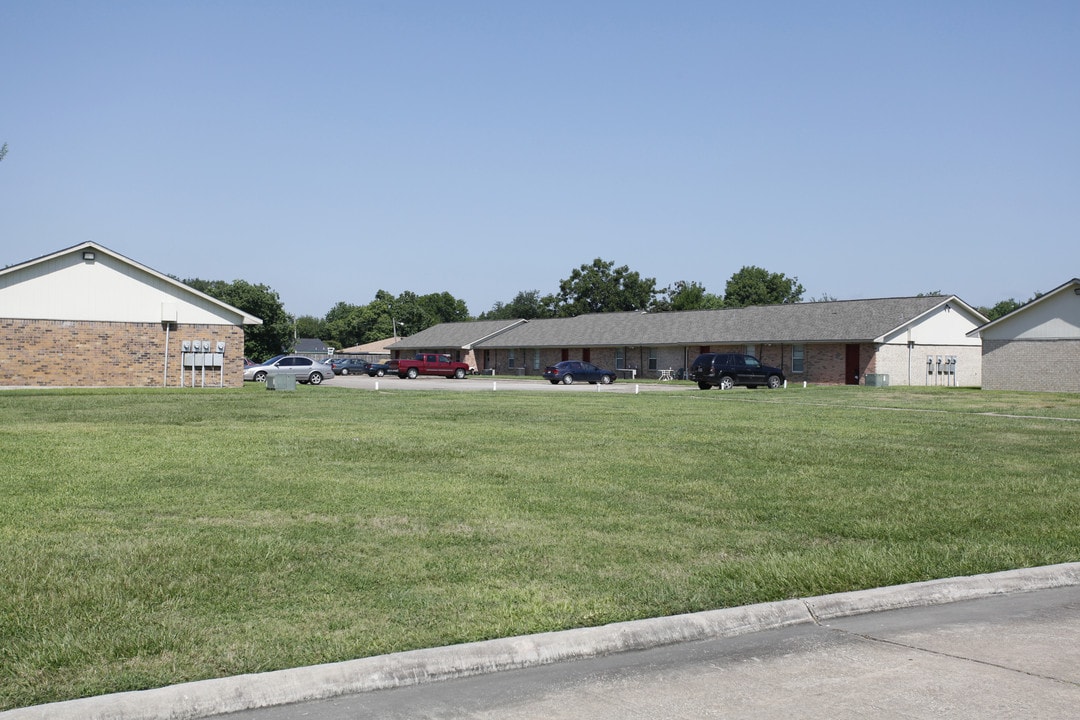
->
[7,562,1080,720]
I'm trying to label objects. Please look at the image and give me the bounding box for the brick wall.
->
[0,319,246,387]
[874,344,983,387]
[982,338,1080,392]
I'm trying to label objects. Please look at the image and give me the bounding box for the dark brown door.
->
[845,344,861,385]
[561,348,569,362]
[583,348,591,363]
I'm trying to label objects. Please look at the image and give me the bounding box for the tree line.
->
[183,261,1038,361]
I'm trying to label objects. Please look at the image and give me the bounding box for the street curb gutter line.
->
[5,562,1079,720]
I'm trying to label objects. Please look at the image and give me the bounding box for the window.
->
[615,347,625,370]
[792,345,805,373]
[532,349,540,370]
[746,345,756,357]
[648,348,657,371]
[507,349,516,369]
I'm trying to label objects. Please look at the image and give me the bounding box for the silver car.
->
[243,354,334,385]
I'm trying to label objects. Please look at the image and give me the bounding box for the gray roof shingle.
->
[390,319,525,351]
[390,297,979,351]
[473,297,966,348]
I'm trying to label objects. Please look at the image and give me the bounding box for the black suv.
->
[689,353,785,390]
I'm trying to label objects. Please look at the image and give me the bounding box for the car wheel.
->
[253,370,268,382]
[309,372,323,385]
[718,375,735,390]
[454,368,466,379]
[407,367,419,379]
[767,375,783,389]
[549,380,559,385]
[600,374,612,384]
[341,368,349,375]
[697,381,711,390]
[561,374,574,385]
[376,369,385,377]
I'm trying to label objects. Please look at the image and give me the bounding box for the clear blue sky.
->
[3,1,1077,318]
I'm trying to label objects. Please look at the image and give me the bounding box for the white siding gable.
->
[0,248,249,325]
[981,288,1080,341]
[880,302,983,346]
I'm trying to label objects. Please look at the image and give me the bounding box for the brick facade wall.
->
[874,344,983,387]
[445,341,988,387]
[0,319,246,387]
[982,338,1080,392]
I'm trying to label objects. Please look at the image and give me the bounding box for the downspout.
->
[163,323,171,387]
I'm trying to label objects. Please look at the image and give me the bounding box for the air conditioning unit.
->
[864,373,889,387]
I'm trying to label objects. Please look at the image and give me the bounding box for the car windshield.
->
[260,354,286,366]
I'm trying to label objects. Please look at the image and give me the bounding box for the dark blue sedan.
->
[543,361,616,385]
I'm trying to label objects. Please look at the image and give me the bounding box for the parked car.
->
[330,358,389,377]
[243,355,334,385]
[542,360,616,385]
[689,353,784,390]
[365,361,389,377]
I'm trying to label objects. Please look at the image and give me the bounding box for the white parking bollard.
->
[635,384,640,394]
[493,381,497,391]
[375,381,379,391]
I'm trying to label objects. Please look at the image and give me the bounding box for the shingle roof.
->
[471,296,974,348]
[390,319,525,351]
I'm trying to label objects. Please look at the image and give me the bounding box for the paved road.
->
[10,564,1079,720]
[228,585,1080,720]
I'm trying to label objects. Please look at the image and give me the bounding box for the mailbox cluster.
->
[928,355,959,386]
[181,340,226,387]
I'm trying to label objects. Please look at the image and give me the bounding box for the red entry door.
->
[845,344,861,385]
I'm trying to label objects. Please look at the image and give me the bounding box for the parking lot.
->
[330,374,694,393]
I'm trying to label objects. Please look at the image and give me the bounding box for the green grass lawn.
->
[2,384,1079,709]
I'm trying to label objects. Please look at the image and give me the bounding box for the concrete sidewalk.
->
[6,563,1080,720]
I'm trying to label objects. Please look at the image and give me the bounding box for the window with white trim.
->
[792,345,805,373]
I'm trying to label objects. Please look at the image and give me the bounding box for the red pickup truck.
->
[389,353,471,379]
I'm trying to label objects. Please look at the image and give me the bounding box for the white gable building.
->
[0,242,261,387]
[970,278,1080,392]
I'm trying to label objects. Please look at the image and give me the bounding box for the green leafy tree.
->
[0,142,8,162]
[182,278,292,360]
[294,315,325,341]
[723,266,805,307]
[479,290,554,320]
[655,281,724,312]
[345,289,470,343]
[977,293,1042,321]
[417,291,470,325]
[553,258,657,317]
[322,301,365,348]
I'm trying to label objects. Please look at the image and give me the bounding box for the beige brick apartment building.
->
[0,242,261,387]
[969,278,1080,392]
[389,295,987,387]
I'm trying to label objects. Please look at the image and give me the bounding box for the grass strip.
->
[1,385,1078,708]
